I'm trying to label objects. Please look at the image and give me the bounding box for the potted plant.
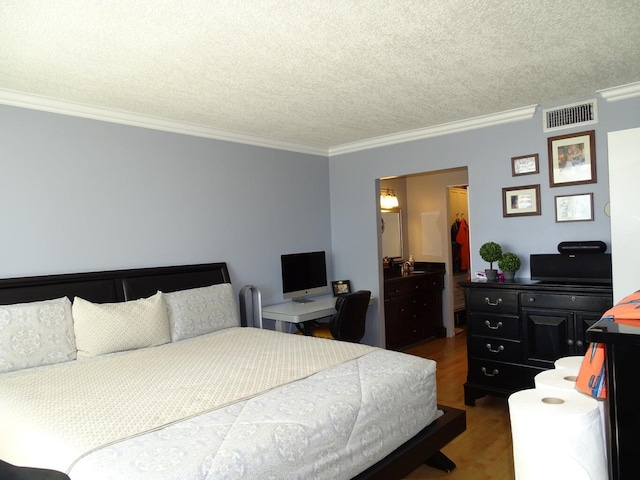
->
[479,241,502,281]
[498,252,521,280]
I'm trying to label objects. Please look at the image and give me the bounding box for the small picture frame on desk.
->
[332,280,351,296]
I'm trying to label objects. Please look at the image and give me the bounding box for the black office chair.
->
[0,460,70,480]
[310,290,371,343]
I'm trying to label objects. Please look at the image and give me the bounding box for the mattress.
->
[0,327,439,479]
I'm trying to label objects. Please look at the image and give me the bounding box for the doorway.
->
[448,185,470,331]
[379,167,469,338]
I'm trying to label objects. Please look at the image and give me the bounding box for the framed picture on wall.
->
[511,154,539,176]
[331,280,352,296]
[555,193,594,222]
[502,184,541,217]
[547,130,597,187]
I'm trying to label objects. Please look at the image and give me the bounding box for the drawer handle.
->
[481,367,499,377]
[484,320,503,330]
[486,343,505,353]
[484,297,502,306]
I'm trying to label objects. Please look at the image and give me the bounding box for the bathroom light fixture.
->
[380,188,399,209]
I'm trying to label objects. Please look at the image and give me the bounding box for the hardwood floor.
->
[401,329,515,480]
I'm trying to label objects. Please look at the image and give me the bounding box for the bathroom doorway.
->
[379,167,469,339]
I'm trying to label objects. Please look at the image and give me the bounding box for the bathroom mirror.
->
[381,209,403,259]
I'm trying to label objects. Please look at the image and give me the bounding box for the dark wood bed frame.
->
[0,262,466,479]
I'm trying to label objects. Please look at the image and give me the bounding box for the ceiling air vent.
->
[543,100,597,132]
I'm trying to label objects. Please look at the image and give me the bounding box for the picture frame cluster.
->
[504,130,597,222]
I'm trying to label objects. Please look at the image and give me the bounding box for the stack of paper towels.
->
[508,356,608,479]
[542,355,607,450]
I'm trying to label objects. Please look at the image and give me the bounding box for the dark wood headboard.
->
[0,263,231,306]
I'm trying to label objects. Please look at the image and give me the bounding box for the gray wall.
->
[2,93,639,348]
[0,105,331,312]
[330,95,640,346]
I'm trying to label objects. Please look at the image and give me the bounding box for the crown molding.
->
[0,88,538,158]
[328,105,538,157]
[598,81,640,102]
[0,88,539,157]
[3,82,639,158]
[0,88,327,156]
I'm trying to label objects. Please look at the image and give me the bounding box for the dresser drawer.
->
[467,289,519,314]
[520,292,612,313]
[468,335,522,363]
[423,272,445,290]
[468,312,520,340]
[385,284,422,300]
[385,276,427,300]
[467,359,541,391]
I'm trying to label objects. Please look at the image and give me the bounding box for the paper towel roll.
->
[554,355,584,374]
[535,368,608,463]
[508,388,607,480]
[535,368,579,391]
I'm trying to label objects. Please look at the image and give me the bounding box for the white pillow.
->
[163,283,240,341]
[0,297,76,373]
[72,291,170,358]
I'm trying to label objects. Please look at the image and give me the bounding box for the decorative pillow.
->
[163,283,240,341]
[72,291,170,358]
[0,297,76,373]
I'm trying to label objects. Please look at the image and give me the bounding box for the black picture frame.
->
[331,280,352,296]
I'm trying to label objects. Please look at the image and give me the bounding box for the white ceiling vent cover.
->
[543,100,598,132]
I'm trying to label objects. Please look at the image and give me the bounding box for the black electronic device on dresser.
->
[461,242,613,406]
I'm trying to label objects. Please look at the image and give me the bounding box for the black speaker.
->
[530,253,612,284]
[557,241,607,254]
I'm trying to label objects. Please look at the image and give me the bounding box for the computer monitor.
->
[281,251,328,302]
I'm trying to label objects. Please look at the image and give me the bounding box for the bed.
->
[0,262,465,479]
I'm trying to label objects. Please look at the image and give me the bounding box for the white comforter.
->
[0,327,439,479]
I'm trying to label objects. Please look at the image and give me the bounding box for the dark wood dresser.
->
[384,265,445,350]
[587,318,640,479]
[461,280,612,406]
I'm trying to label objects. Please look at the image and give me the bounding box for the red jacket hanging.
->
[455,217,470,271]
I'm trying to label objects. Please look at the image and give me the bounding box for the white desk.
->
[261,294,375,332]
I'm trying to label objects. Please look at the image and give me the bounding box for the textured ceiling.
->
[1,1,640,152]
